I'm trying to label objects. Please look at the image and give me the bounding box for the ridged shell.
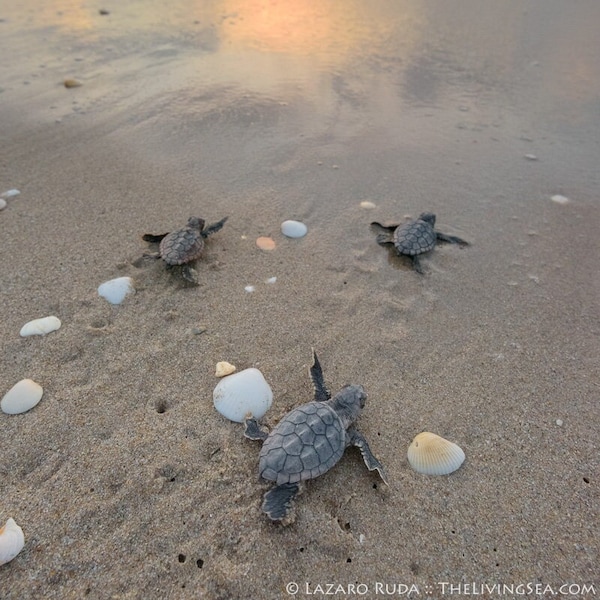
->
[407,432,465,475]
[213,368,273,423]
[0,518,25,566]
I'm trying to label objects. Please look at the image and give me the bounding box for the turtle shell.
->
[159,225,205,265]
[393,217,436,256]
[259,401,346,485]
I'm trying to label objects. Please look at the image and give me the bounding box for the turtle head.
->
[187,217,205,231]
[418,212,436,226]
[329,384,367,429]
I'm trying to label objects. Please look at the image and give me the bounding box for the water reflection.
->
[6,0,599,130]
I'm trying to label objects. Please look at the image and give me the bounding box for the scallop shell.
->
[20,316,62,337]
[407,432,465,475]
[0,518,25,566]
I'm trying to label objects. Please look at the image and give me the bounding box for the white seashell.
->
[551,194,569,205]
[1,189,20,199]
[1,379,44,415]
[265,276,277,284]
[19,316,61,337]
[215,361,236,378]
[281,220,308,238]
[407,432,465,475]
[0,518,25,566]
[244,285,255,293]
[359,201,376,209]
[98,277,135,305]
[213,368,273,423]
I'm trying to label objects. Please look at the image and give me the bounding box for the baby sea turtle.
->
[143,216,227,284]
[244,351,388,523]
[372,212,469,274]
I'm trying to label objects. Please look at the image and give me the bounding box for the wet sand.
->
[1,1,598,598]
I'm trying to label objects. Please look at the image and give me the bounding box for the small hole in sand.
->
[346,558,352,563]
[197,559,204,569]
[583,477,590,483]
[178,554,186,563]
[155,399,168,414]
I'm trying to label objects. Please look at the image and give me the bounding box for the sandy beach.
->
[1,1,598,598]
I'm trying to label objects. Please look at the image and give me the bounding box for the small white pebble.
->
[524,154,538,161]
[551,194,570,205]
[281,220,308,238]
[359,534,366,544]
[556,419,563,427]
[1,189,20,199]
[359,201,376,209]
[265,277,277,284]
[244,285,255,293]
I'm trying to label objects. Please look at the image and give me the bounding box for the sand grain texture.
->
[1,1,598,598]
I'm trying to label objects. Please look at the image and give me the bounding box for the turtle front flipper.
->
[348,428,388,485]
[435,231,469,246]
[262,483,300,521]
[142,233,170,244]
[310,350,331,402]
[244,416,269,441]
[202,216,229,238]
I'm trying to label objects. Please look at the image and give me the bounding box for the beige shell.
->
[0,518,25,566]
[407,432,465,475]
[215,361,237,378]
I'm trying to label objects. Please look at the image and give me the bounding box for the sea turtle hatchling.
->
[244,351,388,522]
[372,212,469,274]
[143,216,227,284]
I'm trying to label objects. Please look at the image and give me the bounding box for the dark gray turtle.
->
[143,216,227,284]
[244,351,387,522]
[372,212,469,274]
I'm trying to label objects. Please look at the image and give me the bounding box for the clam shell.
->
[20,316,62,337]
[0,518,25,566]
[407,432,465,475]
[213,368,273,423]
[256,236,276,251]
[1,379,44,415]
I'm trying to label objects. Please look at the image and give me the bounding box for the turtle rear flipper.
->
[371,222,399,247]
[202,216,228,238]
[410,254,425,274]
[348,428,388,485]
[310,350,331,402]
[435,231,469,247]
[262,483,300,521]
[142,232,170,244]
[181,265,199,285]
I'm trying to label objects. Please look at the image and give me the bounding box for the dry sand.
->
[1,1,598,598]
